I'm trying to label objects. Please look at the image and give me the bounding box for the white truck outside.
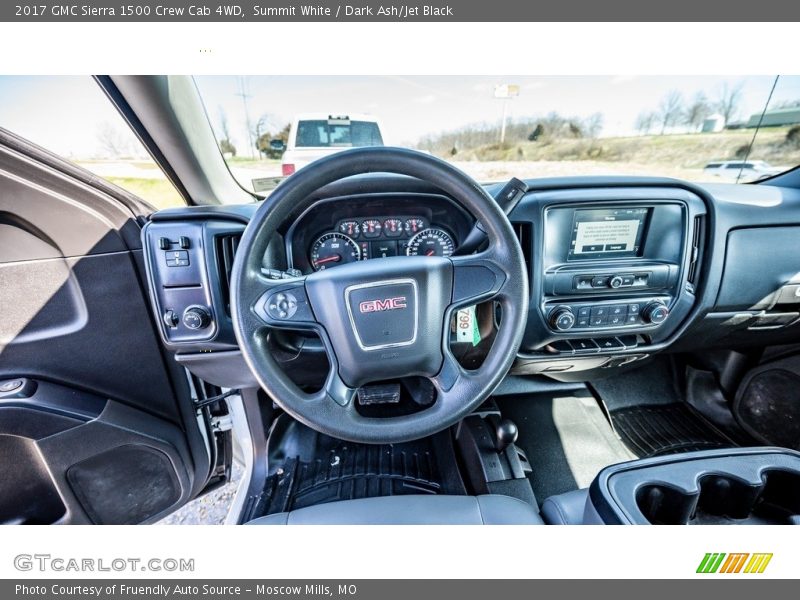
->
[281,113,385,176]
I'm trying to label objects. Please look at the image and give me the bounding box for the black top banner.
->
[5,0,800,21]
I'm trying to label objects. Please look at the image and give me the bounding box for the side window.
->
[0,76,184,210]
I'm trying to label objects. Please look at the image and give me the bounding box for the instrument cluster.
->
[309,216,456,271]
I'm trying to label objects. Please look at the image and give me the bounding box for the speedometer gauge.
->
[406,228,455,257]
[310,233,360,270]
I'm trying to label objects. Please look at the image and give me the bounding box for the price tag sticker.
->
[455,305,481,347]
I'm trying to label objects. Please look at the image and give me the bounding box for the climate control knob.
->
[183,306,212,330]
[549,307,576,331]
[642,302,669,324]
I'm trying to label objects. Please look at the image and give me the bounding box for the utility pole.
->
[235,76,255,159]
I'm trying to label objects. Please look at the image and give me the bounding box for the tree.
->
[685,92,712,131]
[716,82,744,124]
[635,111,657,135]
[255,122,291,159]
[528,123,545,141]
[219,139,236,157]
[96,121,134,158]
[217,107,236,157]
[584,112,604,138]
[658,91,684,135]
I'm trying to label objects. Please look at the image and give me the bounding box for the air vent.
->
[215,233,241,315]
[512,222,533,274]
[686,215,705,288]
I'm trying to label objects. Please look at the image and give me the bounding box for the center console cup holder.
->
[589,447,800,525]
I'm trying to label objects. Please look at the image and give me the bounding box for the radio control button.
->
[621,275,635,286]
[609,275,624,288]
[591,276,609,288]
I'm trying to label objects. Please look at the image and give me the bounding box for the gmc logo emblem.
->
[359,296,407,313]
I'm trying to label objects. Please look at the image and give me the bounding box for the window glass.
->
[0,76,184,210]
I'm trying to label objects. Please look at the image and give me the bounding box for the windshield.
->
[195,75,800,195]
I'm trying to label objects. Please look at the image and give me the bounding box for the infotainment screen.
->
[568,207,650,260]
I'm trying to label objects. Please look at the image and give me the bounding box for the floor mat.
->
[252,417,466,517]
[735,360,800,451]
[590,358,682,411]
[609,403,735,458]
[499,391,635,503]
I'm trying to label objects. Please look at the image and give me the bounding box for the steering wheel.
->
[231,147,528,443]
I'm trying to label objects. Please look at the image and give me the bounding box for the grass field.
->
[445,127,799,170]
[104,176,185,210]
[79,128,799,208]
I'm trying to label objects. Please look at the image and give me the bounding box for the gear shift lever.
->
[495,419,519,453]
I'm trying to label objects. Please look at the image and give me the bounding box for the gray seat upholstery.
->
[247,494,543,525]
[540,488,590,524]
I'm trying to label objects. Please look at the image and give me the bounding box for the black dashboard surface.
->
[145,175,800,386]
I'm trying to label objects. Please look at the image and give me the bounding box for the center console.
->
[509,185,707,376]
[586,447,800,525]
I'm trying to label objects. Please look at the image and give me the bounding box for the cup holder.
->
[636,470,800,525]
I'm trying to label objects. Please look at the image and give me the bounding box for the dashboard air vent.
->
[215,233,241,315]
[512,222,533,275]
[686,215,705,289]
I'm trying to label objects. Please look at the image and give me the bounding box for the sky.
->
[1,75,799,159]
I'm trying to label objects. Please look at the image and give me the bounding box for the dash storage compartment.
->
[590,447,800,525]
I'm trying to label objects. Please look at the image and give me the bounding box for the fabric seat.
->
[246,494,543,525]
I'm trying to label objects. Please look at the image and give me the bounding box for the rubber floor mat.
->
[609,403,735,458]
[253,427,466,517]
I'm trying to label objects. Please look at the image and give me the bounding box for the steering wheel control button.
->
[267,291,299,320]
[549,307,576,331]
[642,301,669,324]
[182,306,211,330]
[346,280,417,350]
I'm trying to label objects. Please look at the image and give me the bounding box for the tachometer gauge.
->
[339,220,360,237]
[404,218,425,235]
[406,228,455,257]
[361,219,382,238]
[310,233,360,270]
[383,218,403,237]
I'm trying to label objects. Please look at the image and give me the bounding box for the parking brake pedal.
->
[357,383,401,405]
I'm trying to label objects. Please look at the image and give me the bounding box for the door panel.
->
[0,132,208,524]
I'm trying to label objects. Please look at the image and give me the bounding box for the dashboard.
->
[141,175,800,390]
